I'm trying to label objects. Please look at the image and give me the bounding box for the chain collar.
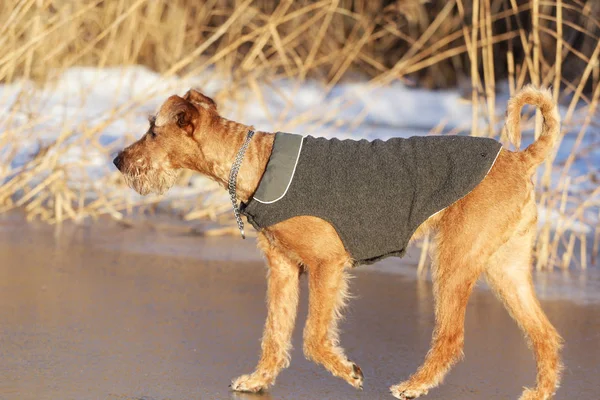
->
[228,130,255,239]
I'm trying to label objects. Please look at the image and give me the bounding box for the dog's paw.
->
[230,373,272,393]
[518,388,551,400]
[328,358,363,390]
[347,361,364,390]
[389,382,428,399]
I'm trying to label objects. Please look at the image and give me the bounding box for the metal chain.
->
[228,130,255,239]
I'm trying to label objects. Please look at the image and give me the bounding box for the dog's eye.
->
[149,130,157,138]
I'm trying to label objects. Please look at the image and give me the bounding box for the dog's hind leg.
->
[389,190,521,399]
[231,233,301,393]
[484,223,562,400]
[303,258,363,389]
[390,240,483,399]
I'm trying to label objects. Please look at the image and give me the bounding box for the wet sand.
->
[0,217,599,400]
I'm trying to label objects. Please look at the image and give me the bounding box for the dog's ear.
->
[183,89,217,111]
[173,101,200,135]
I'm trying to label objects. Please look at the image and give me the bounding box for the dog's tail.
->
[505,85,560,169]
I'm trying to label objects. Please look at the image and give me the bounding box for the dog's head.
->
[113,89,218,195]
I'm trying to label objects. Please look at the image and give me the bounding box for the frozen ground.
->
[0,215,599,400]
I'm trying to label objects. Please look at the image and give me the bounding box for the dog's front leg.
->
[303,260,363,390]
[231,234,301,393]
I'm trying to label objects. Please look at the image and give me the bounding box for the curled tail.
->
[505,85,561,169]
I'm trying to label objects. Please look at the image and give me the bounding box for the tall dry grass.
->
[0,0,598,270]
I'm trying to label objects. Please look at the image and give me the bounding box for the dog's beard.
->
[121,167,178,196]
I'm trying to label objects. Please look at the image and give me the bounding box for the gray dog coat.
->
[241,132,502,265]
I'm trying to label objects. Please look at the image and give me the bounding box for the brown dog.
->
[113,86,562,400]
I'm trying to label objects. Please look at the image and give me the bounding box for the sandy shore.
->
[0,216,598,400]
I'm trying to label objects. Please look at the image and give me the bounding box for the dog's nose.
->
[113,153,124,171]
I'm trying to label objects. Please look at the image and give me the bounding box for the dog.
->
[113,86,562,400]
